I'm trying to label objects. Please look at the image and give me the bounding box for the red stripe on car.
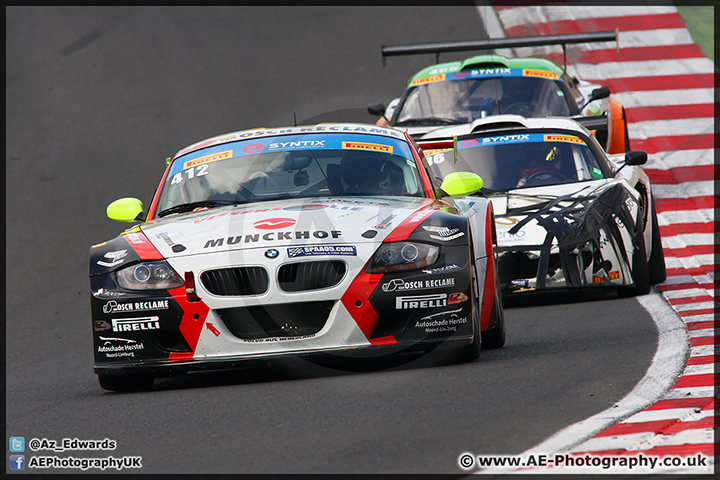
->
[383,200,435,243]
[480,202,496,332]
[166,285,210,358]
[405,130,436,197]
[121,230,163,260]
[146,163,172,220]
[340,270,387,344]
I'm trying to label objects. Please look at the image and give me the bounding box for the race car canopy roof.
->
[173,123,406,160]
[407,58,566,87]
[418,114,591,141]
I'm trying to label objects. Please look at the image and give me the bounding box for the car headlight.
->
[366,242,440,273]
[115,261,184,290]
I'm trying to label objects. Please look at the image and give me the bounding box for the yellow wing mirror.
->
[107,197,144,222]
[440,172,483,197]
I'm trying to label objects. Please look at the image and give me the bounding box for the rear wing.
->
[381,30,618,69]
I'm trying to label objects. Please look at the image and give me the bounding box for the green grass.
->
[674,5,714,61]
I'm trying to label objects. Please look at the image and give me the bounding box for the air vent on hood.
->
[200,267,269,296]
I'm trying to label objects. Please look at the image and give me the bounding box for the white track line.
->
[474,290,689,474]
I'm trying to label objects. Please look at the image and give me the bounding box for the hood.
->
[139,196,435,258]
[489,180,615,247]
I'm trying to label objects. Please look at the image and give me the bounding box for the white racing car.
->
[89,123,505,391]
[418,115,666,296]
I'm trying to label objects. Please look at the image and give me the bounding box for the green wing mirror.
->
[440,172,483,197]
[107,197,144,222]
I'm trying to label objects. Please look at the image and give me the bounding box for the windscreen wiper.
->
[158,200,247,218]
[479,187,505,196]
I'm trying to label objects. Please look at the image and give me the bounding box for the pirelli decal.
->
[422,148,452,156]
[183,150,233,170]
[592,271,620,283]
[341,141,393,153]
[544,135,585,145]
[523,69,559,80]
[409,73,446,86]
[111,316,160,332]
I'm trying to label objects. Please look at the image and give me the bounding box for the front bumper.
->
[94,334,476,377]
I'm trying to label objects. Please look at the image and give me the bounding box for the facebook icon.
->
[9,455,25,470]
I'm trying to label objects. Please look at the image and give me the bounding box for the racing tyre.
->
[98,374,154,392]
[618,216,651,297]
[455,300,481,363]
[454,259,483,362]
[647,199,667,284]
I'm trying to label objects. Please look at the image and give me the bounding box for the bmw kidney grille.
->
[200,267,270,296]
[278,261,346,292]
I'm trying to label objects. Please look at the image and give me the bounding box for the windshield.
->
[156,133,425,216]
[393,75,572,125]
[426,132,605,192]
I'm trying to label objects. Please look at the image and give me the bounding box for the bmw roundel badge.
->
[265,248,280,259]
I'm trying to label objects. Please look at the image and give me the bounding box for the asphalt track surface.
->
[6,7,658,474]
